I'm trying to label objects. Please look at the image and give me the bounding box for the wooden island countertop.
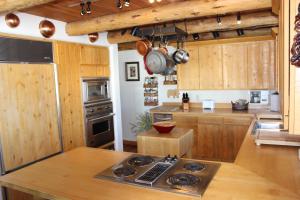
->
[0,121,300,200]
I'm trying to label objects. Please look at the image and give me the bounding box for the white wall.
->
[118,49,263,141]
[0,12,123,151]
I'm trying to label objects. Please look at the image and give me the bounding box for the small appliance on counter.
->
[95,154,220,197]
[202,99,215,110]
[270,92,280,112]
[249,91,269,104]
[231,99,249,111]
[182,92,190,111]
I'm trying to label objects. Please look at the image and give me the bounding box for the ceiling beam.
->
[66,0,272,36]
[0,0,55,14]
[118,28,273,51]
[108,11,278,44]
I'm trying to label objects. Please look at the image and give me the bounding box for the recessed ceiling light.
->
[149,0,155,3]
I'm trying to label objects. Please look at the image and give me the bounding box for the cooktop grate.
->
[135,162,172,186]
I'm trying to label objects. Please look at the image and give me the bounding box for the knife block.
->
[183,102,190,111]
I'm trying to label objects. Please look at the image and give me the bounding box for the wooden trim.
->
[0,0,55,14]
[182,35,274,46]
[123,140,137,147]
[99,141,115,149]
[66,0,272,35]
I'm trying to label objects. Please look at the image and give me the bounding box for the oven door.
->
[86,114,114,147]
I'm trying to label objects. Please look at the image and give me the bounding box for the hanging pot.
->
[173,49,190,64]
[39,20,55,38]
[88,32,99,43]
[143,54,153,75]
[136,39,152,56]
[5,13,20,28]
[146,50,167,74]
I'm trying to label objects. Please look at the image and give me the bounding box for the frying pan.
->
[136,40,152,56]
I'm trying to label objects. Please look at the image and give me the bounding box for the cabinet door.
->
[80,45,101,65]
[223,43,248,89]
[54,42,85,151]
[223,117,252,161]
[196,116,223,160]
[99,47,110,66]
[80,65,98,77]
[247,40,275,89]
[199,45,223,89]
[97,66,110,77]
[177,46,200,90]
[0,64,62,172]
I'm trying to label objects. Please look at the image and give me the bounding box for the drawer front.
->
[198,116,223,125]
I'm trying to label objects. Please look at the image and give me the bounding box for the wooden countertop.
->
[0,140,300,200]
[138,128,192,139]
[150,106,281,118]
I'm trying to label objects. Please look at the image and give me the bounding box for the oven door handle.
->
[88,113,115,122]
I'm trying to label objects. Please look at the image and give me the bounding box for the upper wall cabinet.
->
[177,38,276,90]
[247,40,275,89]
[80,45,110,66]
[80,45,101,65]
[199,45,223,89]
[223,43,248,89]
[177,46,199,90]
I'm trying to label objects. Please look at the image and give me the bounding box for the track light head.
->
[124,0,130,7]
[192,33,200,40]
[86,1,91,14]
[216,15,222,26]
[80,2,86,16]
[237,12,242,25]
[212,31,220,39]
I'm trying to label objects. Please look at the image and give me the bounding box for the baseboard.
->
[123,140,137,147]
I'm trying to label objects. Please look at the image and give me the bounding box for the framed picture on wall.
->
[125,62,140,81]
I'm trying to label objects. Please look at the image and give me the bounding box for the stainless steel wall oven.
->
[82,77,114,148]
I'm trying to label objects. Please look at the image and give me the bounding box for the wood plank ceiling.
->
[23,0,185,23]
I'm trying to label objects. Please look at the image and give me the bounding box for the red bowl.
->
[153,121,176,134]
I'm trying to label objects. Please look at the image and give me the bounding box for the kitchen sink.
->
[252,120,285,135]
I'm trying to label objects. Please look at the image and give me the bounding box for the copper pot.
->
[5,13,20,28]
[88,32,99,43]
[39,20,55,38]
[136,40,152,56]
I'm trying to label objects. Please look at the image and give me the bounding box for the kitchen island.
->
[0,124,300,200]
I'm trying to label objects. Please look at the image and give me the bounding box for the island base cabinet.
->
[6,188,46,200]
[197,116,252,162]
[172,115,198,156]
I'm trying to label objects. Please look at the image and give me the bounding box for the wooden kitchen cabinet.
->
[223,43,248,89]
[199,45,223,89]
[196,116,224,160]
[177,37,276,90]
[177,45,199,90]
[247,40,276,89]
[80,45,110,77]
[80,45,101,65]
[53,41,86,151]
[196,116,251,162]
[172,114,198,156]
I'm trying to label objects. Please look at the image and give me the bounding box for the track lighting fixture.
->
[149,0,162,3]
[86,1,91,14]
[124,0,130,7]
[212,31,220,39]
[237,29,244,36]
[237,12,241,25]
[80,0,92,16]
[80,1,86,16]
[216,15,222,26]
[117,0,122,9]
[192,33,200,40]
